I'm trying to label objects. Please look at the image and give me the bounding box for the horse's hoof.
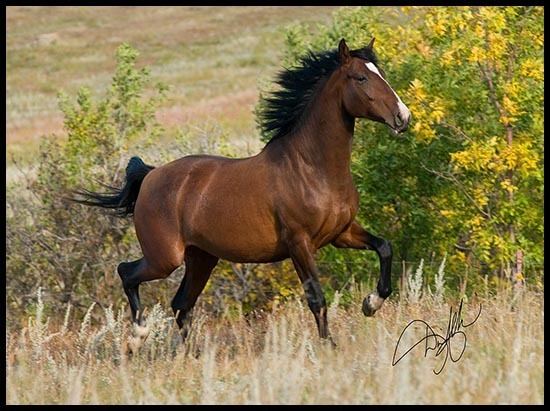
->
[126,323,150,356]
[127,336,142,356]
[134,323,150,338]
[362,292,384,317]
[319,335,338,348]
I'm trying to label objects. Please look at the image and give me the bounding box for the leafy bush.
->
[256,6,544,294]
[7,43,168,325]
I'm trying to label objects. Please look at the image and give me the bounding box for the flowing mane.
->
[259,46,378,144]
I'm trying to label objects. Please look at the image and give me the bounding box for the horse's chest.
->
[323,200,355,228]
[278,178,358,246]
[305,192,358,246]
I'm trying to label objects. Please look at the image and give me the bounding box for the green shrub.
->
[7,43,168,325]
[255,6,544,295]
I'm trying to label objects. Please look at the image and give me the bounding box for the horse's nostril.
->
[394,113,404,127]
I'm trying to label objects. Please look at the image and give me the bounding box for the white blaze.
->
[365,62,410,123]
[365,61,383,77]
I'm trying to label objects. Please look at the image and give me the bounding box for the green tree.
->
[257,6,543,290]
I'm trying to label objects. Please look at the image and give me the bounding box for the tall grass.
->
[6,283,543,404]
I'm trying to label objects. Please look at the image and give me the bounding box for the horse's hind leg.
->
[117,259,145,325]
[118,257,180,353]
[171,246,219,342]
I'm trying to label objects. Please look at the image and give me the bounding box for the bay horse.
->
[73,38,410,349]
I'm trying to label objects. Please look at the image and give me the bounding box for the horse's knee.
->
[307,296,326,313]
[378,240,392,260]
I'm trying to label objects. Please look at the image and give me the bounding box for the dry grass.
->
[6,286,543,404]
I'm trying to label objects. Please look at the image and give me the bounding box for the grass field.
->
[7,6,338,163]
[6,287,544,404]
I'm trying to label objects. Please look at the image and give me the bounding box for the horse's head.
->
[338,38,410,134]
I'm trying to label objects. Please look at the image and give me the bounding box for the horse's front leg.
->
[332,220,393,316]
[288,234,336,346]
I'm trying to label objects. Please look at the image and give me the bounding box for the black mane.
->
[259,46,378,144]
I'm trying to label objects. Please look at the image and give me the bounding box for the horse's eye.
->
[357,76,367,83]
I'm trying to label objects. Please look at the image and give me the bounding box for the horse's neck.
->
[282,86,355,182]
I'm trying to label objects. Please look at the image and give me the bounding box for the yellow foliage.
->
[499,115,511,126]
[503,81,522,100]
[515,272,525,282]
[412,121,423,134]
[412,121,436,142]
[526,30,544,47]
[415,42,432,58]
[430,106,445,123]
[478,7,506,32]
[382,204,396,215]
[440,209,456,218]
[500,142,540,175]
[520,155,539,175]
[473,188,489,207]
[450,251,467,264]
[451,139,497,172]
[474,23,486,39]
[409,78,427,101]
[519,58,544,82]
[441,49,455,67]
[406,80,448,143]
[502,95,522,118]
[487,32,507,62]
[501,145,518,169]
[500,179,517,194]
[468,46,485,63]
[470,215,484,228]
[425,14,447,37]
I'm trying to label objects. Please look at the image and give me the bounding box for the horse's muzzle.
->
[393,111,410,133]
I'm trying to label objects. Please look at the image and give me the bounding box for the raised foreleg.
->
[332,220,393,316]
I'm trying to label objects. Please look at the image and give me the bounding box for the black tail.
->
[71,156,155,217]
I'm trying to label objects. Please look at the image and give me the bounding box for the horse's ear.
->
[366,37,375,51]
[338,38,351,64]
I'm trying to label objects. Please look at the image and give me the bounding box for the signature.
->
[392,299,482,375]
